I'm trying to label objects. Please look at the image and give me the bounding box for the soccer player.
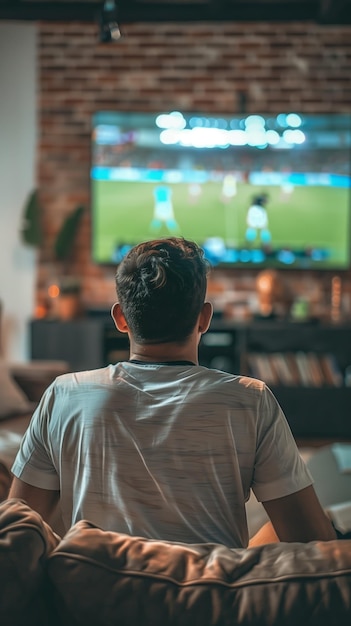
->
[245,193,271,244]
[150,185,180,234]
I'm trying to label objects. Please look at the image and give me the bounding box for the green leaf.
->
[20,189,42,247]
[54,205,85,261]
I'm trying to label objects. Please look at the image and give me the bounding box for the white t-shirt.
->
[12,362,312,547]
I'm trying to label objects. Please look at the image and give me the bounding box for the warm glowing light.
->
[48,284,60,298]
[34,304,47,319]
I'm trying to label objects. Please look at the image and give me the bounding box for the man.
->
[245,193,271,245]
[150,184,180,234]
[9,237,335,546]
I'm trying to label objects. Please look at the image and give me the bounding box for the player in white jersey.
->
[221,173,237,203]
[246,193,271,244]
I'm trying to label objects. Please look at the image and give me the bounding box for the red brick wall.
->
[37,21,351,315]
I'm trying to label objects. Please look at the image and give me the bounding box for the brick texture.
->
[36,21,351,315]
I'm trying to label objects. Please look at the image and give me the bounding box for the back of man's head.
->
[115,237,209,344]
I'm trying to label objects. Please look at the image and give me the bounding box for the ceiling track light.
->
[99,1,122,43]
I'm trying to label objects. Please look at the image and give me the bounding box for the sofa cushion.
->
[9,360,69,403]
[47,520,351,626]
[0,460,12,501]
[0,413,32,469]
[0,498,60,626]
[0,360,34,419]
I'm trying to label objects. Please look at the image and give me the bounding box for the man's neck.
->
[129,338,199,365]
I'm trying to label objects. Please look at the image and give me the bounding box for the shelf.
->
[30,317,351,439]
[271,387,351,438]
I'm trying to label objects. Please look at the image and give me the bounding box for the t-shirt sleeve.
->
[11,383,60,490]
[251,384,313,502]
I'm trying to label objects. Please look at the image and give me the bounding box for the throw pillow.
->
[0,360,33,420]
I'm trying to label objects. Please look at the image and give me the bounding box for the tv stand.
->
[30,318,351,439]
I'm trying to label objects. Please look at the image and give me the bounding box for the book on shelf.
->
[265,353,282,385]
[283,352,302,386]
[295,351,314,387]
[320,354,343,387]
[247,351,344,388]
[247,353,277,386]
[306,352,324,387]
[248,352,300,386]
[247,353,263,380]
[269,353,295,386]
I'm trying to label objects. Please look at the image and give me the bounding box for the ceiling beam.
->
[0,1,350,24]
[0,2,317,23]
[319,0,351,22]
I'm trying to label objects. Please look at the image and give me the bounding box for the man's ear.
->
[198,301,213,334]
[111,303,129,333]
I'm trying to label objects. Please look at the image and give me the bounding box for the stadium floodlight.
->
[99,1,122,43]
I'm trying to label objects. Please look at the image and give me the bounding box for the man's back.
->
[12,361,312,548]
[10,238,336,545]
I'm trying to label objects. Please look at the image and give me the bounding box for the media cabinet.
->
[30,317,351,439]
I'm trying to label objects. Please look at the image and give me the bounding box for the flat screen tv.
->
[91,110,351,269]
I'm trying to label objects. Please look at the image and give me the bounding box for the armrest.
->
[9,361,69,402]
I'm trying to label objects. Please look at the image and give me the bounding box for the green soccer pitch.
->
[92,179,350,267]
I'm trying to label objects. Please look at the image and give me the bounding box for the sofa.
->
[0,498,351,626]
[0,359,69,499]
[1,362,351,625]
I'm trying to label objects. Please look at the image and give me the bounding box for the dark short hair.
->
[115,238,210,344]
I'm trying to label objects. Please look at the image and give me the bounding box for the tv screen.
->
[91,111,351,269]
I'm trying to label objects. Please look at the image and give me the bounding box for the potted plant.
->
[51,204,86,320]
[21,192,86,320]
[20,189,43,248]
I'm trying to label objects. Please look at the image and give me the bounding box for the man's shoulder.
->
[236,374,266,393]
[53,365,115,390]
[199,367,266,396]
[51,364,267,400]
[205,367,264,386]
